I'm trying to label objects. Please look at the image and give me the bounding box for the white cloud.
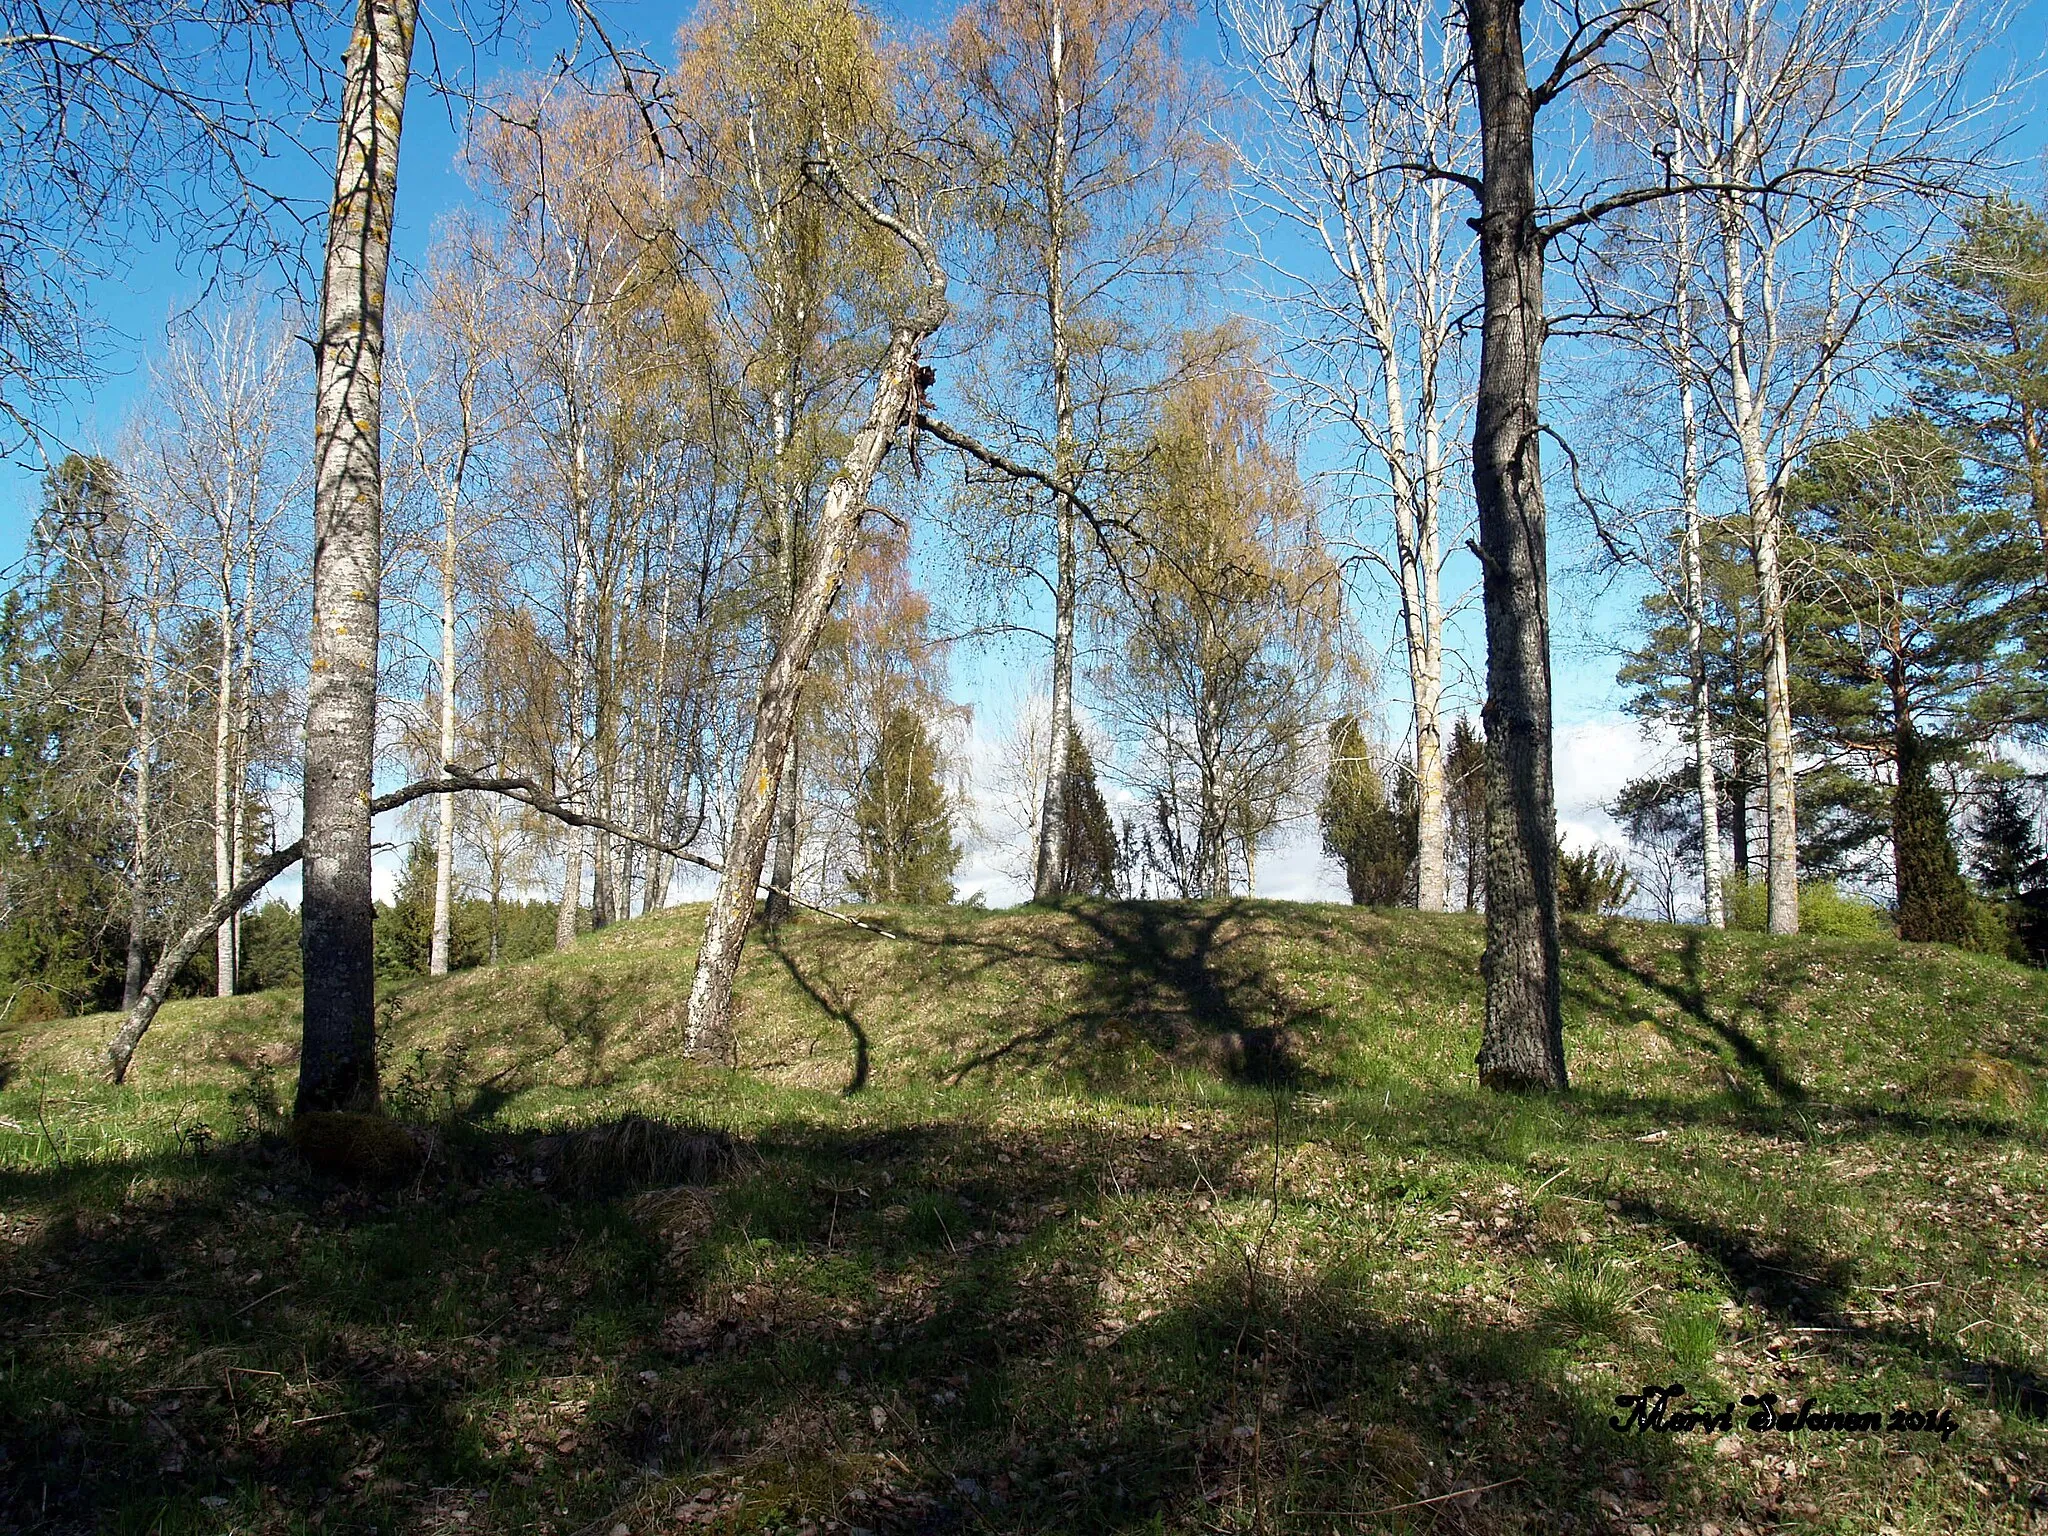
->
[1555,714,1676,852]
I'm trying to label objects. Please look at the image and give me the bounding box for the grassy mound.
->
[2,900,2044,1534]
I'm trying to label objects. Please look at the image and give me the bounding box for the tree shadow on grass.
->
[0,1110,1700,1536]
[768,899,1435,1094]
[1569,925,1807,1104]
[1567,924,2048,1149]
[1610,1188,2048,1426]
[765,935,869,1094]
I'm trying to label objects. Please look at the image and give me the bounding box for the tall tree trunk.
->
[1033,0,1078,902]
[1369,250,1448,913]
[767,734,802,919]
[640,509,684,916]
[213,554,236,997]
[299,0,417,1116]
[764,379,801,927]
[430,491,458,975]
[1728,756,1751,880]
[2020,409,2047,585]
[556,422,594,951]
[123,556,161,1011]
[685,320,938,1056]
[1674,183,1725,929]
[1467,0,1565,1091]
[1716,193,1799,935]
[230,527,258,988]
[1683,496,1726,929]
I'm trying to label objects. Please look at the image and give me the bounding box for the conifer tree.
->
[1892,731,1977,945]
[375,838,437,980]
[1788,415,2023,944]
[1319,716,1411,906]
[1052,732,1119,897]
[1970,772,2048,963]
[1444,715,1487,911]
[1904,195,2048,592]
[846,707,958,905]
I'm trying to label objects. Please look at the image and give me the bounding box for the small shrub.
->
[1723,877,1893,941]
[1558,842,1636,915]
[1538,1250,1637,1342]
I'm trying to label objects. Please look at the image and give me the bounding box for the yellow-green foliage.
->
[1723,875,1894,940]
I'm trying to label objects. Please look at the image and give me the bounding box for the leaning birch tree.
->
[678,0,954,1055]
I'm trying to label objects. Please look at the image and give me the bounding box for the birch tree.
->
[150,306,300,996]
[1573,169,1730,926]
[1096,338,1349,898]
[1225,0,1474,911]
[299,0,418,1115]
[1606,0,2010,934]
[677,0,953,1055]
[668,0,902,925]
[944,0,1221,900]
[390,238,504,976]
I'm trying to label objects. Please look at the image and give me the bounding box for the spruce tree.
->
[1319,716,1412,906]
[1053,732,1120,897]
[375,838,437,979]
[847,707,959,905]
[1444,715,1488,909]
[1971,772,2048,963]
[1893,731,1979,945]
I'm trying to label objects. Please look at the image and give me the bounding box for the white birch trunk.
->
[1673,183,1726,929]
[685,315,943,1055]
[212,544,237,997]
[1032,0,1079,902]
[299,0,417,1114]
[123,544,163,1011]
[430,490,458,975]
[1715,189,1799,935]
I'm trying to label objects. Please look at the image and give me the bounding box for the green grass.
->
[2,898,2046,1534]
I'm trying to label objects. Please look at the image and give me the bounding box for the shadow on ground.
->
[1,1106,1703,1536]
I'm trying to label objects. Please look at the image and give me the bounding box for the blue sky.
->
[4,0,2042,905]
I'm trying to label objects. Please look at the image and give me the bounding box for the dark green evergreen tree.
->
[1970,772,2048,963]
[1444,714,1487,909]
[847,706,959,904]
[375,838,437,980]
[1051,732,1119,897]
[1787,414,2024,943]
[0,457,139,1020]
[1892,731,1979,945]
[1319,716,1412,906]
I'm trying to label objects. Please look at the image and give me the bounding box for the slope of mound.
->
[2,902,2044,1536]
[15,899,2046,1122]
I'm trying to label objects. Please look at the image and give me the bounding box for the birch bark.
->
[684,316,943,1055]
[299,0,417,1114]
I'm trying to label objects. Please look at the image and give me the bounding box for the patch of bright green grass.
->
[1,901,2044,1533]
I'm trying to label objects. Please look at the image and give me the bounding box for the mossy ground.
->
[2,899,2045,1534]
